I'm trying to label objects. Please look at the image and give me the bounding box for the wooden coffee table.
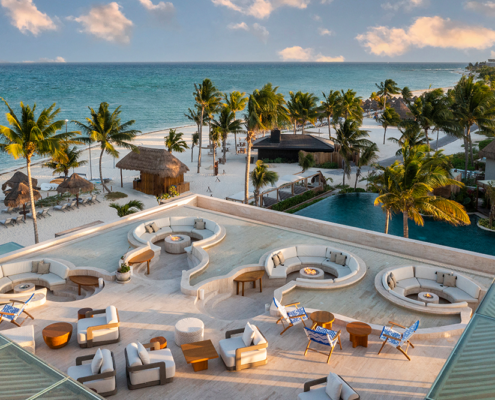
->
[78,307,93,320]
[310,311,335,330]
[43,322,73,349]
[346,322,372,348]
[69,276,99,296]
[233,270,265,296]
[128,249,155,275]
[150,336,167,349]
[181,340,219,372]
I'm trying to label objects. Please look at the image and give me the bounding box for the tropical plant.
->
[485,183,495,228]
[296,92,319,134]
[250,160,279,206]
[287,91,301,134]
[0,99,79,243]
[210,127,221,171]
[223,91,247,151]
[333,119,371,185]
[377,107,401,144]
[190,132,199,162]
[334,89,363,123]
[109,199,144,217]
[298,151,315,173]
[193,79,222,173]
[73,102,139,193]
[375,79,401,110]
[320,90,341,139]
[44,145,87,178]
[164,129,188,153]
[212,107,242,164]
[354,142,379,189]
[185,107,205,138]
[389,124,428,156]
[401,86,414,105]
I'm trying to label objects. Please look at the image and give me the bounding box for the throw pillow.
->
[335,254,347,266]
[137,342,150,365]
[150,222,159,233]
[325,374,343,400]
[145,225,153,234]
[32,260,41,273]
[194,219,205,230]
[277,252,285,265]
[37,261,50,275]
[272,254,280,267]
[444,273,456,287]
[436,272,444,284]
[252,326,266,345]
[387,275,395,290]
[330,252,341,263]
[91,348,104,375]
[242,322,255,347]
[390,273,397,287]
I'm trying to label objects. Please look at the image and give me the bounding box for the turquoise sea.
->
[0,62,465,170]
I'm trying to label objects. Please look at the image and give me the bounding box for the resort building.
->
[480,139,495,181]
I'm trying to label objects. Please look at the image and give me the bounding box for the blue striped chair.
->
[378,320,419,361]
[303,326,342,364]
[273,297,309,335]
[0,293,35,327]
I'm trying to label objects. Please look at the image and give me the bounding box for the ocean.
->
[0,62,466,170]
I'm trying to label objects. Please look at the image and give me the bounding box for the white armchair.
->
[77,306,120,348]
[298,372,360,400]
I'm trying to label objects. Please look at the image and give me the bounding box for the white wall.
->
[486,159,495,181]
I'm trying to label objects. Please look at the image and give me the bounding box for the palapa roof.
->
[116,146,189,178]
[252,134,335,153]
[57,173,94,195]
[2,171,38,192]
[4,182,41,207]
[391,99,414,120]
[479,140,495,160]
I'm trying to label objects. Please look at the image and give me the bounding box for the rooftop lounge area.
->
[0,194,494,399]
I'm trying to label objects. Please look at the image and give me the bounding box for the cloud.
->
[1,0,56,35]
[228,21,249,30]
[312,14,321,21]
[69,2,133,44]
[228,21,269,42]
[212,0,309,19]
[138,0,176,22]
[465,1,495,16]
[320,0,333,3]
[491,50,495,58]
[278,46,344,62]
[381,0,428,12]
[23,56,66,63]
[318,28,332,36]
[357,16,495,57]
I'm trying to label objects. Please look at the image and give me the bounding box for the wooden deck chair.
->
[378,320,419,361]
[303,326,342,364]
[0,293,35,327]
[273,297,308,335]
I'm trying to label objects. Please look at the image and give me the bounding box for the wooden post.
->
[120,169,123,188]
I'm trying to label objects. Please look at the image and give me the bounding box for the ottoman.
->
[175,318,204,346]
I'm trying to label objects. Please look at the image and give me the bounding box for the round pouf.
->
[175,318,204,346]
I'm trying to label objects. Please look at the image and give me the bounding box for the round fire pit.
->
[164,234,191,254]
[299,267,324,280]
[418,291,439,304]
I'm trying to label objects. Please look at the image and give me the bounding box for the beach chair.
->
[303,326,342,364]
[79,197,91,207]
[40,208,51,218]
[378,320,419,361]
[68,200,78,210]
[53,203,69,212]
[0,218,14,228]
[273,297,308,335]
[0,293,35,327]
[90,194,100,204]
[1,206,14,214]
[13,215,25,224]
[27,209,43,219]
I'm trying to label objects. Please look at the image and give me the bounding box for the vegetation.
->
[334,89,363,122]
[355,143,379,189]
[484,183,495,228]
[375,79,401,110]
[377,107,401,144]
[318,161,338,169]
[104,191,128,200]
[223,91,248,152]
[212,107,242,164]
[262,157,291,164]
[156,186,180,202]
[109,199,144,217]
[44,145,87,178]
[389,124,428,156]
[298,151,315,172]
[191,132,199,162]
[479,138,494,151]
[165,129,188,153]
[250,160,279,207]
[319,90,341,139]
[272,189,320,212]
[35,192,71,207]
[286,197,327,214]
[479,218,495,231]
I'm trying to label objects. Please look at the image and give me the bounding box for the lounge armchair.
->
[13,215,25,224]
[0,218,14,228]
[67,349,117,397]
[125,341,175,390]
[273,297,308,335]
[304,326,342,364]
[219,323,268,371]
[0,293,35,327]
[378,320,419,361]
[298,372,360,400]
[77,306,120,348]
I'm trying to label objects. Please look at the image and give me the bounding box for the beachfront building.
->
[480,139,495,181]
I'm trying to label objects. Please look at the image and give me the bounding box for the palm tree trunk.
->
[191,144,194,162]
[212,144,216,174]
[383,96,387,111]
[293,119,297,135]
[355,168,360,189]
[469,135,474,166]
[26,157,39,244]
[385,209,390,234]
[198,108,204,173]
[327,116,332,139]
[403,211,409,238]
[425,128,430,151]
[436,129,440,150]
[342,160,346,186]
[99,148,111,193]
[222,135,227,164]
[233,112,238,155]
[302,120,305,135]
[244,137,252,204]
[383,126,387,145]
[254,189,259,207]
[464,127,469,180]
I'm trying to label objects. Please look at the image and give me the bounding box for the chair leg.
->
[378,339,388,355]
[408,340,415,349]
[23,311,34,320]
[327,346,335,364]
[304,339,311,356]
[337,335,342,350]
[280,324,291,335]
[11,320,21,327]
[397,346,411,361]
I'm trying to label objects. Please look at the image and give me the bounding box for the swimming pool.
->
[295,193,495,257]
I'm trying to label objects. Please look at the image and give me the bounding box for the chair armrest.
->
[382,333,401,341]
[226,328,245,339]
[76,354,96,365]
[235,341,268,370]
[389,321,406,329]
[284,302,300,308]
[9,299,28,304]
[86,309,106,317]
[87,322,120,341]
[303,377,327,392]
[77,369,116,384]
[144,342,160,351]
[338,375,360,399]
[127,360,167,383]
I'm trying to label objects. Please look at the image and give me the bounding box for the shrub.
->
[453,187,476,212]
[479,138,494,152]
[318,162,338,169]
[271,190,317,212]
[105,191,128,200]
[479,218,495,231]
[450,153,476,170]
[286,197,326,214]
[36,192,71,207]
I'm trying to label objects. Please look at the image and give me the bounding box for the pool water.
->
[0,242,23,256]
[295,193,495,257]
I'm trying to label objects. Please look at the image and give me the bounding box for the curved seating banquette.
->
[133,217,222,253]
[382,265,483,308]
[0,259,69,293]
[265,245,360,282]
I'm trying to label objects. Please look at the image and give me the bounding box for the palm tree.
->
[287,91,301,134]
[185,107,205,138]
[333,119,371,185]
[401,86,413,105]
[334,89,363,123]
[297,92,319,134]
[298,151,315,173]
[0,99,79,243]
[368,165,400,234]
[354,142,379,189]
[44,146,88,178]
[377,107,401,144]
[210,127,221,172]
[164,129,188,153]
[73,102,139,193]
[389,123,428,155]
[450,76,495,178]
[193,79,222,173]
[375,79,401,110]
[251,160,278,207]
[190,132,199,162]
[212,108,242,164]
[223,91,247,152]
[320,90,341,139]
[109,200,144,217]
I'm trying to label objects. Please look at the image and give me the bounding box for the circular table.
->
[310,311,335,330]
[14,282,35,294]
[78,307,93,320]
[128,249,155,275]
[43,322,73,349]
[164,234,191,254]
[175,318,204,346]
[346,322,372,348]
[233,270,265,296]
[299,267,324,280]
[69,276,100,296]
[150,336,167,349]
[418,291,440,304]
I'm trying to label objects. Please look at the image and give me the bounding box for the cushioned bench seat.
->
[219,336,267,369]
[0,277,12,292]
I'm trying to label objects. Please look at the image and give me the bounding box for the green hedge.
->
[286,197,326,214]
[271,190,317,212]
[479,218,495,231]
[318,162,338,169]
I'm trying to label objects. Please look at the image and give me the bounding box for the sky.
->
[0,0,493,62]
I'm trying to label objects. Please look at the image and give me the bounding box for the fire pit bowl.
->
[418,291,440,304]
[299,267,324,280]
[164,234,191,254]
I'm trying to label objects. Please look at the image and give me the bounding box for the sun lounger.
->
[13,215,25,224]
[68,200,78,210]
[1,207,14,214]
[89,194,100,204]
[0,218,14,228]
[27,209,43,219]
[40,209,51,218]
[53,204,69,212]
[78,197,91,207]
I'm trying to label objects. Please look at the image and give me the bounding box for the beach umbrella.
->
[4,181,41,220]
[56,173,94,208]
[2,171,39,192]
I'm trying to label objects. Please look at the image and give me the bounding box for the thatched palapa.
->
[2,171,38,192]
[391,99,414,120]
[57,173,94,195]
[479,140,495,160]
[4,182,41,207]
